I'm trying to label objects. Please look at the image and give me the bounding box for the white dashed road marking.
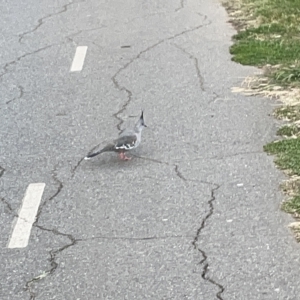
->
[8,183,46,249]
[70,46,88,72]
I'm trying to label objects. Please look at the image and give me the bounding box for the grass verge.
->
[222,0,300,236]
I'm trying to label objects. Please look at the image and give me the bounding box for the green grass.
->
[264,139,300,176]
[275,106,300,121]
[266,104,300,216]
[270,65,300,88]
[282,196,300,214]
[255,0,300,25]
[264,136,300,215]
[237,0,300,30]
[228,0,300,83]
[277,125,300,137]
[266,104,300,215]
[230,39,300,66]
[233,24,288,40]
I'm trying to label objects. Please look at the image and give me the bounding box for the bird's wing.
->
[114,134,137,150]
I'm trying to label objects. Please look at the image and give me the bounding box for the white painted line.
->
[8,183,46,249]
[70,46,88,72]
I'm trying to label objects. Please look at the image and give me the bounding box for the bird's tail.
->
[84,144,115,160]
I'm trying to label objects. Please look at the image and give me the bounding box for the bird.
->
[84,110,147,161]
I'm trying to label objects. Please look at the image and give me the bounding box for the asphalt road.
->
[1,0,300,299]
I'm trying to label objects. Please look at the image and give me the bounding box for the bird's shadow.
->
[79,152,146,173]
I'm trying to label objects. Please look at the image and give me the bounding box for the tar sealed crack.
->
[193,184,225,300]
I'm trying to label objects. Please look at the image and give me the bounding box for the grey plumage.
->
[84,111,147,160]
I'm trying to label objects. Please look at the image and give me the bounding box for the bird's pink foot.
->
[119,152,131,160]
[123,155,131,160]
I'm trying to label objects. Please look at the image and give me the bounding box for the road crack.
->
[175,0,185,12]
[173,43,205,91]
[0,168,17,218]
[132,155,188,184]
[131,156,225,298]
[70,157,85,178]
[18,0,85,43]
[6,85,24,104]
[111,19,211,132]
[174,164,187,181]
[34,166,63,225]
[1,197,14,213]
[66,25,107,45]
[1,1,88,80]
[192,184,225,300]
[24,225,77,300]
[156,162,224,298]
[22,230,194,299]
[71,142,104,177]
[0,195,38,226]
[132,154,170,165]
[0,165,5,178]
[190,150,265,162]
[0,44,56,80]
[79,234,192,242]
[21,166,75,299]
[210,91,221,103]
[132,156,214,186]
[22,161,224,299]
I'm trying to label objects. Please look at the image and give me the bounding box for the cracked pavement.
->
[1,0,300,299]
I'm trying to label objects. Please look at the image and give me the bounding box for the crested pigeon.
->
[84,111,147,161]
